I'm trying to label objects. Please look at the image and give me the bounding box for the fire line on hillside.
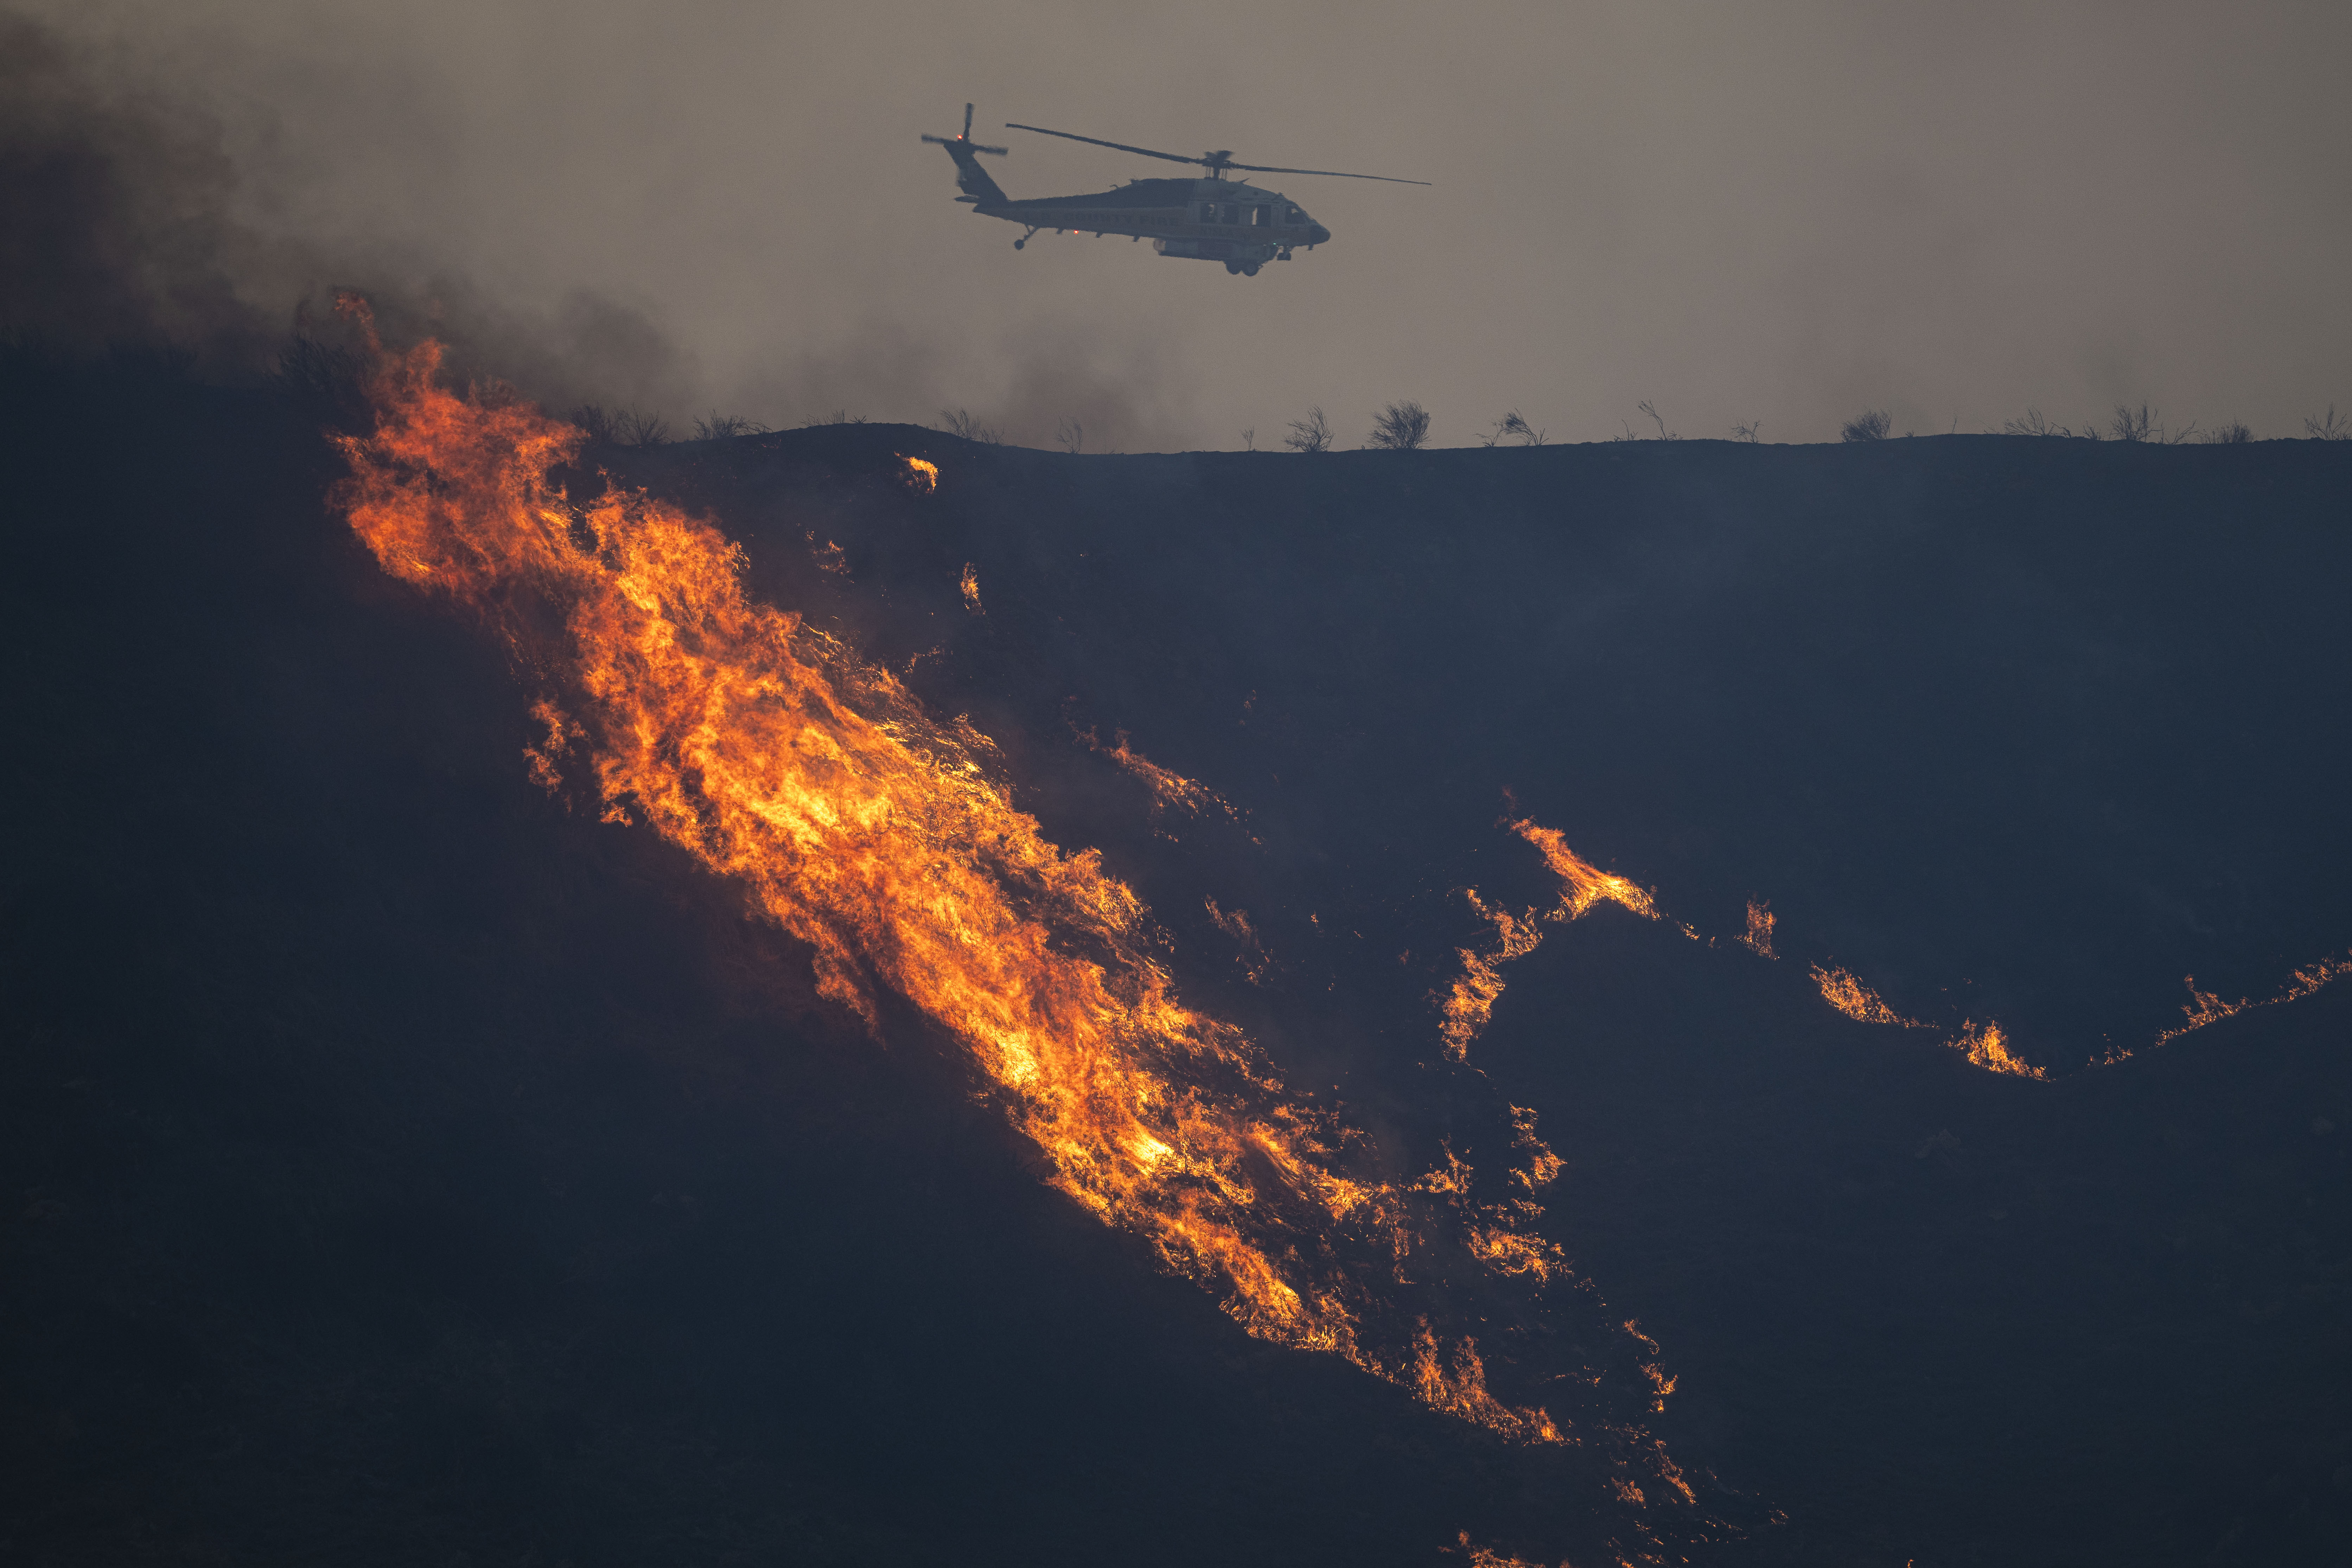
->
[323,298,1700,1537]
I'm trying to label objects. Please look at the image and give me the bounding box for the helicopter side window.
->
[1250,205,1270,227]
[1198,203,1217,224]
[1221,203,1240,225]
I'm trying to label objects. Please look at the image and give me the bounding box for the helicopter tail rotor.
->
[923,102,1012,207]
[921,102,1008,157]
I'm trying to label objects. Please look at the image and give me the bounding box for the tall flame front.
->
[327,316,1677,1469]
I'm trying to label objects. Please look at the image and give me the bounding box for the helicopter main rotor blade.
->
[1220,161,1430,185]
[1004,123,1206,167]
[1008,122,1427,184]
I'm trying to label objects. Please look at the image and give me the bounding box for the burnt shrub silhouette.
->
[1481,409,1547,447]
[693,412,768,441]
[936,407,1003,444]
[1366,400,1432,451]
[1840,408,1891,442]
[1281,405,1332,453]
[572,403,670,447]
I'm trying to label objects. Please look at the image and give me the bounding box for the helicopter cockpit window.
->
[1285,205,1304,225]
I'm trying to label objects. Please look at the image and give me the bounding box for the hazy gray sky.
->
[21,0,2350,448]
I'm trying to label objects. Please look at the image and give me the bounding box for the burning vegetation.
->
[1809,965,2044,1079]
[2150,951,2352,1049]
[324,301,1696,1510]
[1440,820,1662,1061]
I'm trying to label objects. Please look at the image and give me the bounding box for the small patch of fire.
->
[521,698,584,801]
[1736,897,1776,958]
[1507,1103,1564,1190]
[1809,965,2044,1079]
[1445,1532,1551,1568]
[959,561,983,614]
[1438,818,1660,1061]
[2150,952,2352,1048]
[1809,964,1916,1027]
[807,532,850,575]
[898,454,938,491]
[1075,724,1235,826]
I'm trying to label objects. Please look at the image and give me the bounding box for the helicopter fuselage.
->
[975,177,1327,267]
[941,141,1328,274]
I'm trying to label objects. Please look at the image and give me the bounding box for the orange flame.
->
[1809,964,1917,1027]
[323,311,1633,1453]
[1811,965,2044,1078]
[899,454,939,491]
[1952,1018,2044,1078]
[1439,892,1546,1060]
[1439,820,1659,1061]
[958,560,983,613]
[1511,819,1658,922]
[2150,952,2352,1048]
[1078,726,1235,823]
[1507,1103,1564,1190]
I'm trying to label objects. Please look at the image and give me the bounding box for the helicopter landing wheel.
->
[1242,262,1261,276]
[1223,260,1241,275]
[1013,238,1025,250]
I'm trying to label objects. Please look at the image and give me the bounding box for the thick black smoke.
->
[0,15,281,370]
[0,13,697,416]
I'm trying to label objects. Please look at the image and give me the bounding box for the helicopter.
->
[921,104,1427,276]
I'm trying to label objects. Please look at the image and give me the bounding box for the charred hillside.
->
[4,349,2349,1568]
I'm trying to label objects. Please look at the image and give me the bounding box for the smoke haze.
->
[8,0,2347,446]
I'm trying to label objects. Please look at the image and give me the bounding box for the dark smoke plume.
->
[0,14,279,371]
[2,9,1192,448]
[0,12,696,417]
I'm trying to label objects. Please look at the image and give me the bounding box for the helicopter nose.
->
[1307,224,1331,245]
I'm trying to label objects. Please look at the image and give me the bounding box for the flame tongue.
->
[327,320,1665,1463]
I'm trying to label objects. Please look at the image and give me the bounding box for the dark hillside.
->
[0,358,1637,1566]
[617,427,2352,1071]
[5,354,2348,1567]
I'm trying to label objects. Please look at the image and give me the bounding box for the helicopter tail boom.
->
[937,140,1009,206]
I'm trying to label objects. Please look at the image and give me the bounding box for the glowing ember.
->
[959,560,983,613]
[323,302,1684,1468]
[1447,1534,1547,1568]
[899,454,939,490]
[1737,898,1776,958]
